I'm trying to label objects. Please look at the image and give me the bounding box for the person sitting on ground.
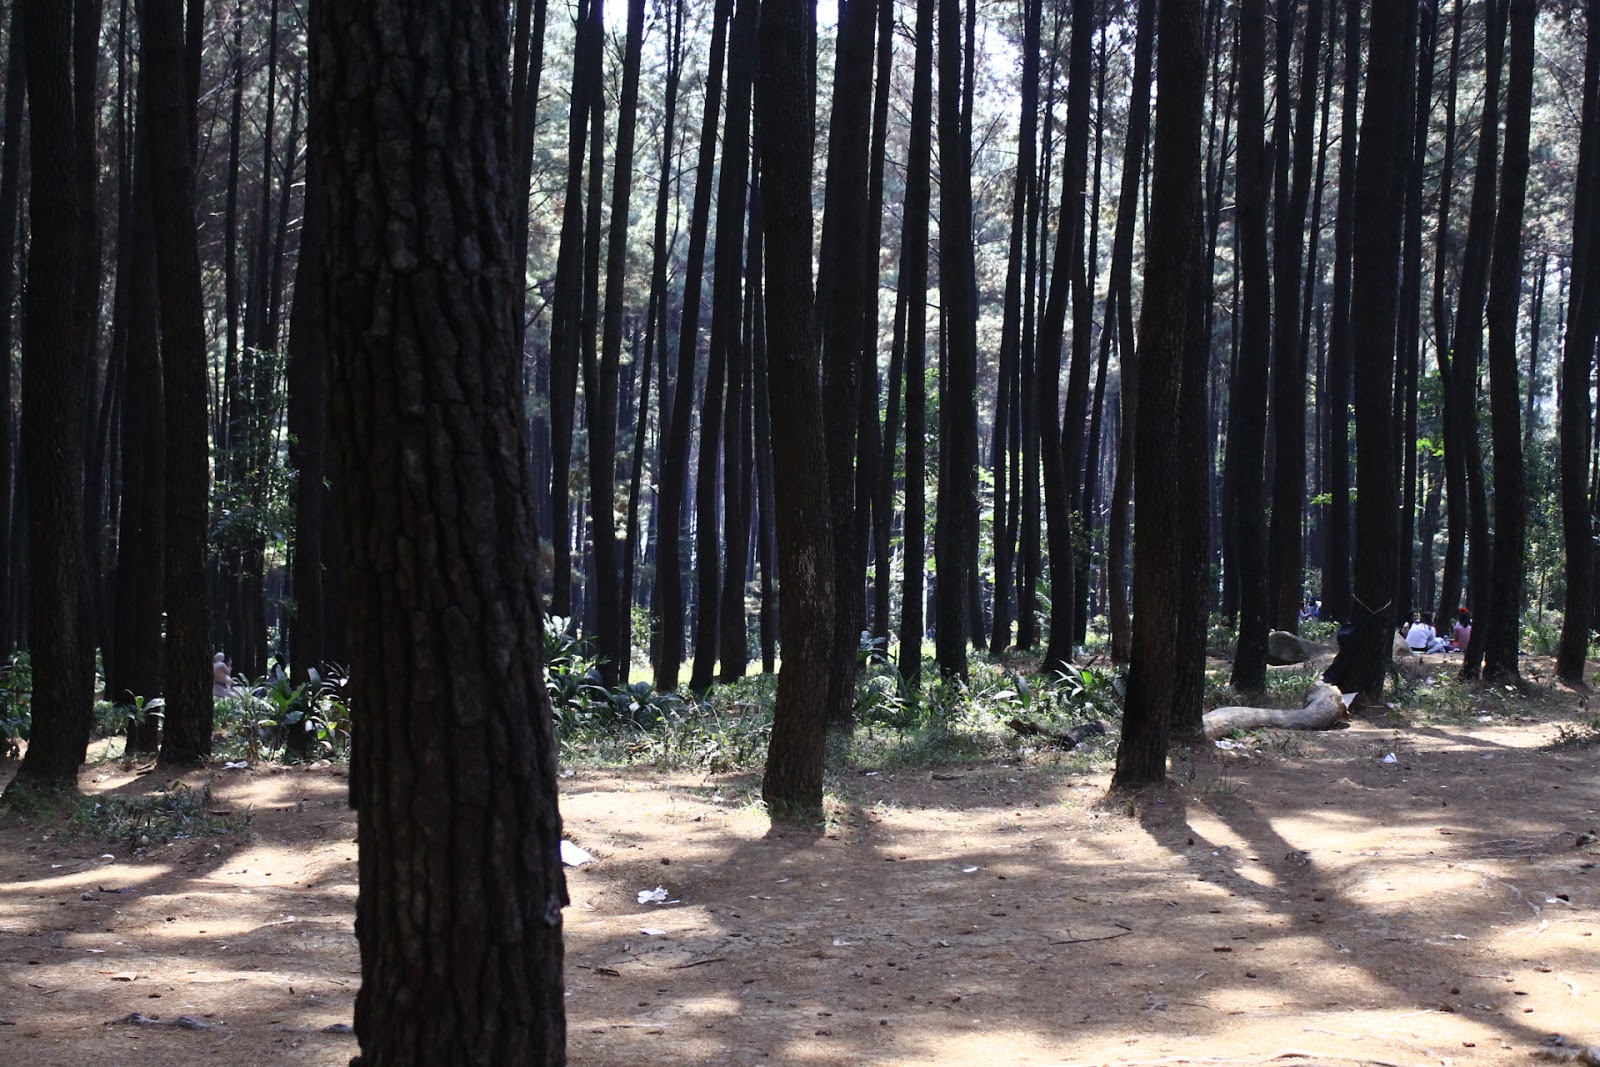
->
[213,652,238,699]
[1451,610,1472,652]
[1404,613,1436,653]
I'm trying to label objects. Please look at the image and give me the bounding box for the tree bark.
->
[1113,0,1207,790]
[757,0,835,820]
[1229,0,1273,693]
[1320,0,1410,704]
[7,0,93,797]
[313,0,569,1060]
[1482,0,1535,684]
[1557,0,1600,684]
[896,0,935,686]
[0,2,26,657]
[654,0,732,692]
[146,0,213,768]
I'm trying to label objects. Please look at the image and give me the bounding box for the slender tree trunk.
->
[933,0,980,681]
[1482,0,1535,684]
[1322,0,1361,626]
[691,0,757,693]
[896,0,935,686]
[1267,0,1322,632]
[1432,0,1467,632]
[1105,0,1155,665]
[547,0,601,620]
[286,121,328,690]
[1557,0,1600,684]
[818,0,875,720]
[655,0,732,692]
[1454,0,1509,681]
[758,0,835,819]
[990,0,1042,657]
[0,3,26,657]
[1229,0,1272,693]
[588,0,648,686]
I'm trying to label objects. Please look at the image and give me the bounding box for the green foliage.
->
[213,666,351,763]
[63,782,242,848]
[0,651,31,757]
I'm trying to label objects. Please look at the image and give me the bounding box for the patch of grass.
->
[63,782,245,849]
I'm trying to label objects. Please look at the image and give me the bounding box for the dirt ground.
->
[3,674,1599,1066]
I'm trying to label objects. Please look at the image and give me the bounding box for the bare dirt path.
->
[3,708,1597,1066]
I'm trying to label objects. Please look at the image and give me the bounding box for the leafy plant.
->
[0,651,32,758]
[64,782,241,848]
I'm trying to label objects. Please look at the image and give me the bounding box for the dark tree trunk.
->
[625,0,683,676]
[588,0,647,686]
[146,0,213,768]
[0,2,25,657]
[1482,0,1535,684]
[1035,0,1094,677]
[1113,0,1207,790]
[1105,0,1155,665]
[1229,0,1272,693]
[1557,0,1600,684]
[286,121,329,690]
[855,0,892,648]
[110,88,165,756]
[1322,0,1361,626]
[7,0,94,797]
[1267,0,1322,632]
[313,1,569,1060]
[991,0,1043,657]
[1453,0,1508,681]
[896,0,935,686]
[1432,0,1466,633]
[757,0,835,820]
[655,0,731,692]
[818,0,875,721]
[1321,0,1411,704]
[1394,2,1438,625]
[933,0,979,681]
[547,0,601,620]
[691,0,757,694]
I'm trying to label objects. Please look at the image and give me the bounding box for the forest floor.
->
[3,658,1600,1066]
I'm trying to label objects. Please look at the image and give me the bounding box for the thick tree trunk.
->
[1113,0,1207,790]
[1320,0,1410,704]
[146,0,213,768]
[313,1,569,1061]
[1482,0,1535,684]
[8,0,93,797]
[757,0,834,819]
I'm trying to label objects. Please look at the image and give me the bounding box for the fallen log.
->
[1005,719,1108,750]
[1202,681,1348,741]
